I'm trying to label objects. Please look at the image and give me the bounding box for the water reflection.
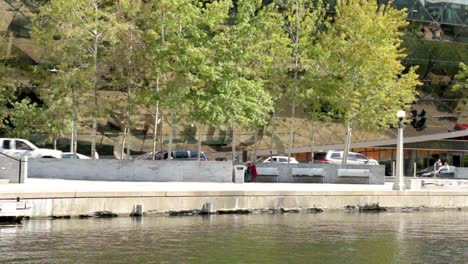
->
[1,211,467,263]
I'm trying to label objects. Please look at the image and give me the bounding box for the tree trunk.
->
[232,124,236,161]
[152,77,160,160]
[342,120,352,165]
[197,124,203,161]
[120,127,127,160]
[288,96,296,164]
[121,28,134,160]
[310,129,315,163]
[71,85,78,154]
[253,129,258,162]
[269,111,275,158]
[168,111,174,160]
[288,2,301,165]
[90,4,99,160]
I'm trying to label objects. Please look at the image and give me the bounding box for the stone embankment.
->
[1,179,468,219]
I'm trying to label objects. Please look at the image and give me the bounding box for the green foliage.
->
[314,0,420,130]
[32,0,139,153]
[40,88,74,144]
[143,0,276,129]
[7,99,44,139]
[143,0,206,118]
[0,34,17,130]
[15,0,427,152]
[280,0,325,96]
[186,0,277,129]
[453,63,468,92]
[6,94,72,145]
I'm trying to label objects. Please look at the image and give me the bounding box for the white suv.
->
[314,150,379,165]
[257,156,299,164]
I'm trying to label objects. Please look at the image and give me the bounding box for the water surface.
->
[1,211,467,263]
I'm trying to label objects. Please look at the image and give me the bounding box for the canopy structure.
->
[422,0,468,5]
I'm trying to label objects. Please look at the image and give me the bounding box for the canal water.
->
[1,211,467,264]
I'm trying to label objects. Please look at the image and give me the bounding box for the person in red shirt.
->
[245,161,258,182]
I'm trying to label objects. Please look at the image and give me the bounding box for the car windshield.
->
[314,152,326,161]
[174,151,189,159]
[256,157,270,163]
[135,152,155,160]
[189,151,205,159]
[136,150,206,160]
[62,153,75,159]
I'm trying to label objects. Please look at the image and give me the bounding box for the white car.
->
[0,138,62,159]
[314,150,379,165]
[257,156,299,164]
[62,152,91,159]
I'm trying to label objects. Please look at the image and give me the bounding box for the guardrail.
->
[0,153,26,184]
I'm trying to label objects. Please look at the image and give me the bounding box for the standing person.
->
[245,161,258,182]
[250,162,258,182]
[434,159,442,170]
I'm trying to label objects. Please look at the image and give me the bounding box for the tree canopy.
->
[2,0,428,159]
[314,0,420,130]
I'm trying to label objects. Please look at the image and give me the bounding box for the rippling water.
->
[1,211,468,264]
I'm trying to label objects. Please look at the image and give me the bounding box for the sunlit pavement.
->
[0,178,397,194]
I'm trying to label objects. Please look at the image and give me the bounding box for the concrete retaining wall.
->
[29,159,385,184]
[3,190,468,218]
[253,163,385,184]
[456,168,468,179]
[29,159,233,182]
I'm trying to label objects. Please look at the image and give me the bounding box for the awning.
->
[423,0,468,5]
[295,130,468,153]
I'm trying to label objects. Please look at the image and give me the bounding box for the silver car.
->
[314,150,379,165]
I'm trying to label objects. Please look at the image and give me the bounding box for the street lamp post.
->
[393,110,406,190]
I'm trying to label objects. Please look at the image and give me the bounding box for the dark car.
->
[135,150,208,161]
[416,166,456,178]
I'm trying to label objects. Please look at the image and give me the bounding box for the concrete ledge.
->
[0,179,10,184]
[3,179,468,218]
[2,189,468,218]
[411,178,468,191]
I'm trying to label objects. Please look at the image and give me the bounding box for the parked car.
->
[135,150,208,161]
[416,165,456,178]
[314,150,379,165]
[256,156,299,164]
[62,152,91,159]
[0,138,62,159]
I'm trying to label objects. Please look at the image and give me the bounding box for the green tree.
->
[108,0,148,159]
[315,0,420,163]
[453,63,468,92]
[33,0,127,158]
[0,34,16,131]
[185,0,278,160]
[7,99,44,140]
[144,0,203,159]
[40,89,74,149]
[279,0,325,162]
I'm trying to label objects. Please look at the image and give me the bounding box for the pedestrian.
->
[245,161,258,182]
[434,159,442,170]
